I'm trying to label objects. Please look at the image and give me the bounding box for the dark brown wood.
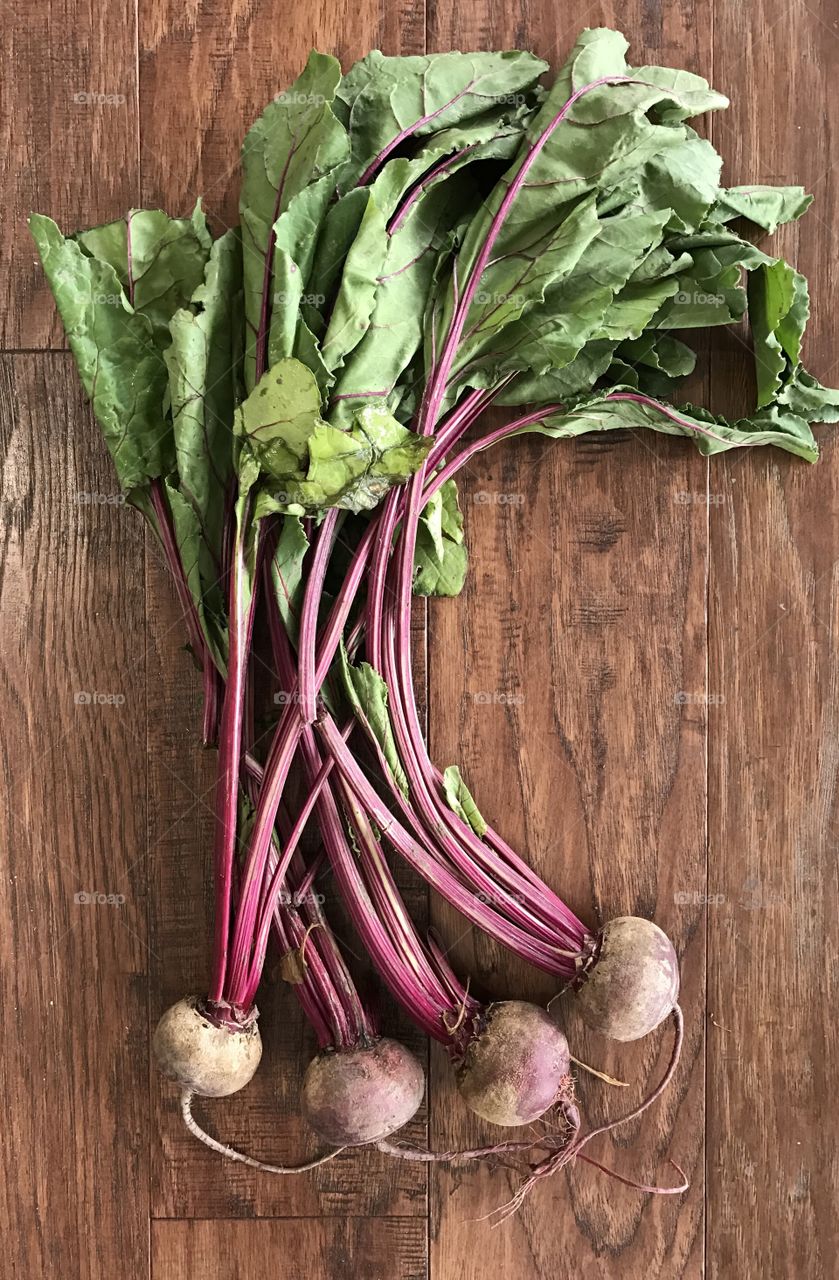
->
[152,1218,427,1279]
[2,6,139,348]
[138,1,425,223]
[708,2,839,1274]
[0,355,150,1277]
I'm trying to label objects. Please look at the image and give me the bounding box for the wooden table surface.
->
[3,1,838,1276]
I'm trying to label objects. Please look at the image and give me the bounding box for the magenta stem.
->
[356,82,476,188]
[208,493,257,1006]
[298,508,340,723]
[316,711,577,973]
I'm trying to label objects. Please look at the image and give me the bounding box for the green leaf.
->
[164,481,228,671]
[509,388,820,462]
[328,164,480,426]
[448,195,603,381]
[414,479,468,596]
[779,370,839,423]
[30,213,186,494]
[337,642,409,795]
[617,333,696,378]
[336,49,548,181]
[267,174,340,369]
[497,339,617,405]
[650,237,758,329]
[303,188,369,338]
[292,406,433,513]
[716,185,813,234]
[164,229,242,629]
[269,516,310,642]
[443,765,487,837]
[463,208,670,393]
[748,258,810,407]
[236,357,324,478]
[432,33,728,390]
[238,361,432,513]
[240,51,349,390]
[318,192,389,376]
[75,203,212,348]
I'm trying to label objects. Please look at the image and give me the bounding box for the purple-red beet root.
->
[574,917,679,1042]
[456,1000,572,1126]
[153,996,262,1097]
[302,1037,425,1146]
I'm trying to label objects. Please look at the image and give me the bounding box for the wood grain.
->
[1,4,139,348]
[708,1,839,1274]
[0,355,150,1277]
[151,1217,427,1279]
[138,0,425,225]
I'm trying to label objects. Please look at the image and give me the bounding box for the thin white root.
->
[180,1090,346,1173]
[569,1055,629,1087]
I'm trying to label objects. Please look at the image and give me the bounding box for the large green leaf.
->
[431,29,727,396]
[240,51,349,391]
[336,49,547,182]
[30,212,208,494]
[327,166,479,425]
[164,229,241,628]
[238,359,432,514]
[461,208,670,395]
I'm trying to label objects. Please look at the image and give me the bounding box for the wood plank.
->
[138,1,424,220]
[2,3,139,348]
[0,355,149,1277]
[708,2,839,1274]
[425,5,710,1274]
[152,1217,427,1279]
[139,0,430,1219]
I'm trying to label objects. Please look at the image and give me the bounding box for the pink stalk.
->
[356,83,476,188]
[208,493,258,1007]
[270,888,335,1048]
[298,722,453,1040]
[298,507,340,723]
[316,711,578,973]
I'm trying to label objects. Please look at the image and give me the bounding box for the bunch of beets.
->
[33,28,837,1216]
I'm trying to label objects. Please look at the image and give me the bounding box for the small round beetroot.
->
[302,1037,425,1146]
[153,996,262,1097]
[456,1000,571,1127]
[575,916,679,1042]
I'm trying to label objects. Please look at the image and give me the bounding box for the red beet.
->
[302,1037,425,1146]
[456,1001,572,1126]
[575,917,679,1042]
